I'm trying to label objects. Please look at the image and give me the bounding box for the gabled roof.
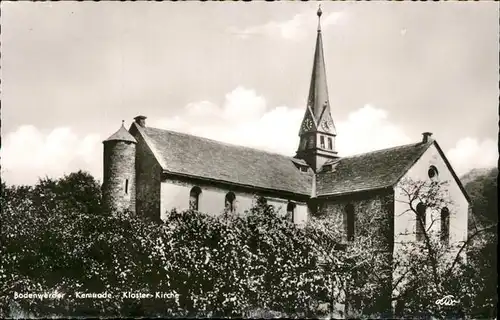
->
[432,141,472,203]
[138,125,314,196]
[316,141,433,197]
[128,121,470,202]
[103,123,137,144]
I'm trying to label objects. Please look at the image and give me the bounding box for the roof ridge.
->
[341,141,427,159]
[146,126,297,160]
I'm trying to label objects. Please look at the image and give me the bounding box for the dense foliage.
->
[462,167,498,228]
[1,169,496,318]
[462,167,498,318]
[1,171,344,318]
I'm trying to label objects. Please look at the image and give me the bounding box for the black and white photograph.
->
[1,1,498,318]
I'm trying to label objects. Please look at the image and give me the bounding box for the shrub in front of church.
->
[1,175,345,318]
[4,172,494,318]
[159,196,345,318]
[238,196,344,317]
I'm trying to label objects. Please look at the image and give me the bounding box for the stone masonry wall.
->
[131,129,162,221]
[317,190,394,247]
[102,141,136,213]
[316,190,395,316]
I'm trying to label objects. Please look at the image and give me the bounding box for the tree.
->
[463,167,498,230]
[2,176,347,318]
[337,177,496,319]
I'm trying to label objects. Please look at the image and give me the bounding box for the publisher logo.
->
[435,295,459,307]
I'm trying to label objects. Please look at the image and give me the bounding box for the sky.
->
[1,1,498,186]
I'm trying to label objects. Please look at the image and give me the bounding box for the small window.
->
[323,164,332,172]
[344,204,355,241]
[327,137,333,150]
[225,192,236,213]
[320,136,325,149]
[287,202,296,223]
[300,166,308,172]
[125,179,129,194]
[428,165,439,180]
[416,202,427,241]
[441,207,450,244]
[189,186,202,211]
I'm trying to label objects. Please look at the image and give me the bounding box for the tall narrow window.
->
[125,179,129,194]
[189,186,202,211]
[441,207,450,244]
[287,202,297,223]
[416,203,427,241]
[327,137,333,150]
[320,136,325,149]
[225,192,236,213]
[345,204,355,241]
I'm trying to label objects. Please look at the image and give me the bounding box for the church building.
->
[102,7,469,249]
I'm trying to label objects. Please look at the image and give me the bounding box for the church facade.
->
[102,8,469,252]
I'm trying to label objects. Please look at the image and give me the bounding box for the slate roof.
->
[103,124,137,143]
[134,124,447,198]
[140,126,314,195]
[315,141,433,197]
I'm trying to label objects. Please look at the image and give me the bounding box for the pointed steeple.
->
[296,5,338,172]
[306,4,335,134]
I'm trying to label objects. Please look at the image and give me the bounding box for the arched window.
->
[416,202,427,241]
[225,192,236,213]
[287,202,297,223]
[344,204,355,241]
[441,207,450,244]
[320,136,325,149]
[327,137,333,150]
[189,186,202,211]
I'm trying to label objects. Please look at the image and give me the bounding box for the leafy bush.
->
[2,171,495,318]
[1,175,344,318]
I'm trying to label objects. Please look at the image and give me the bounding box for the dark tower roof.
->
[103,121,137,144]
[304,4,336,135]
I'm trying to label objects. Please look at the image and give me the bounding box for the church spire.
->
[306,4,335,133]
[295,5,338,172]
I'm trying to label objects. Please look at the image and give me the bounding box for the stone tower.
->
[102,121,137,213]
[295,6,339,172]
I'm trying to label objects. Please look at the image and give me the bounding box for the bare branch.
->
[444,223,497,278]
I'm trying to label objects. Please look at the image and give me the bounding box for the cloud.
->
[152,87,412,158]
[446,138,497,176]
[3,88,491,186]
[336,105,412,156]
[228,11,344,41]
[151,86,303,154]
[1,125,102,185]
